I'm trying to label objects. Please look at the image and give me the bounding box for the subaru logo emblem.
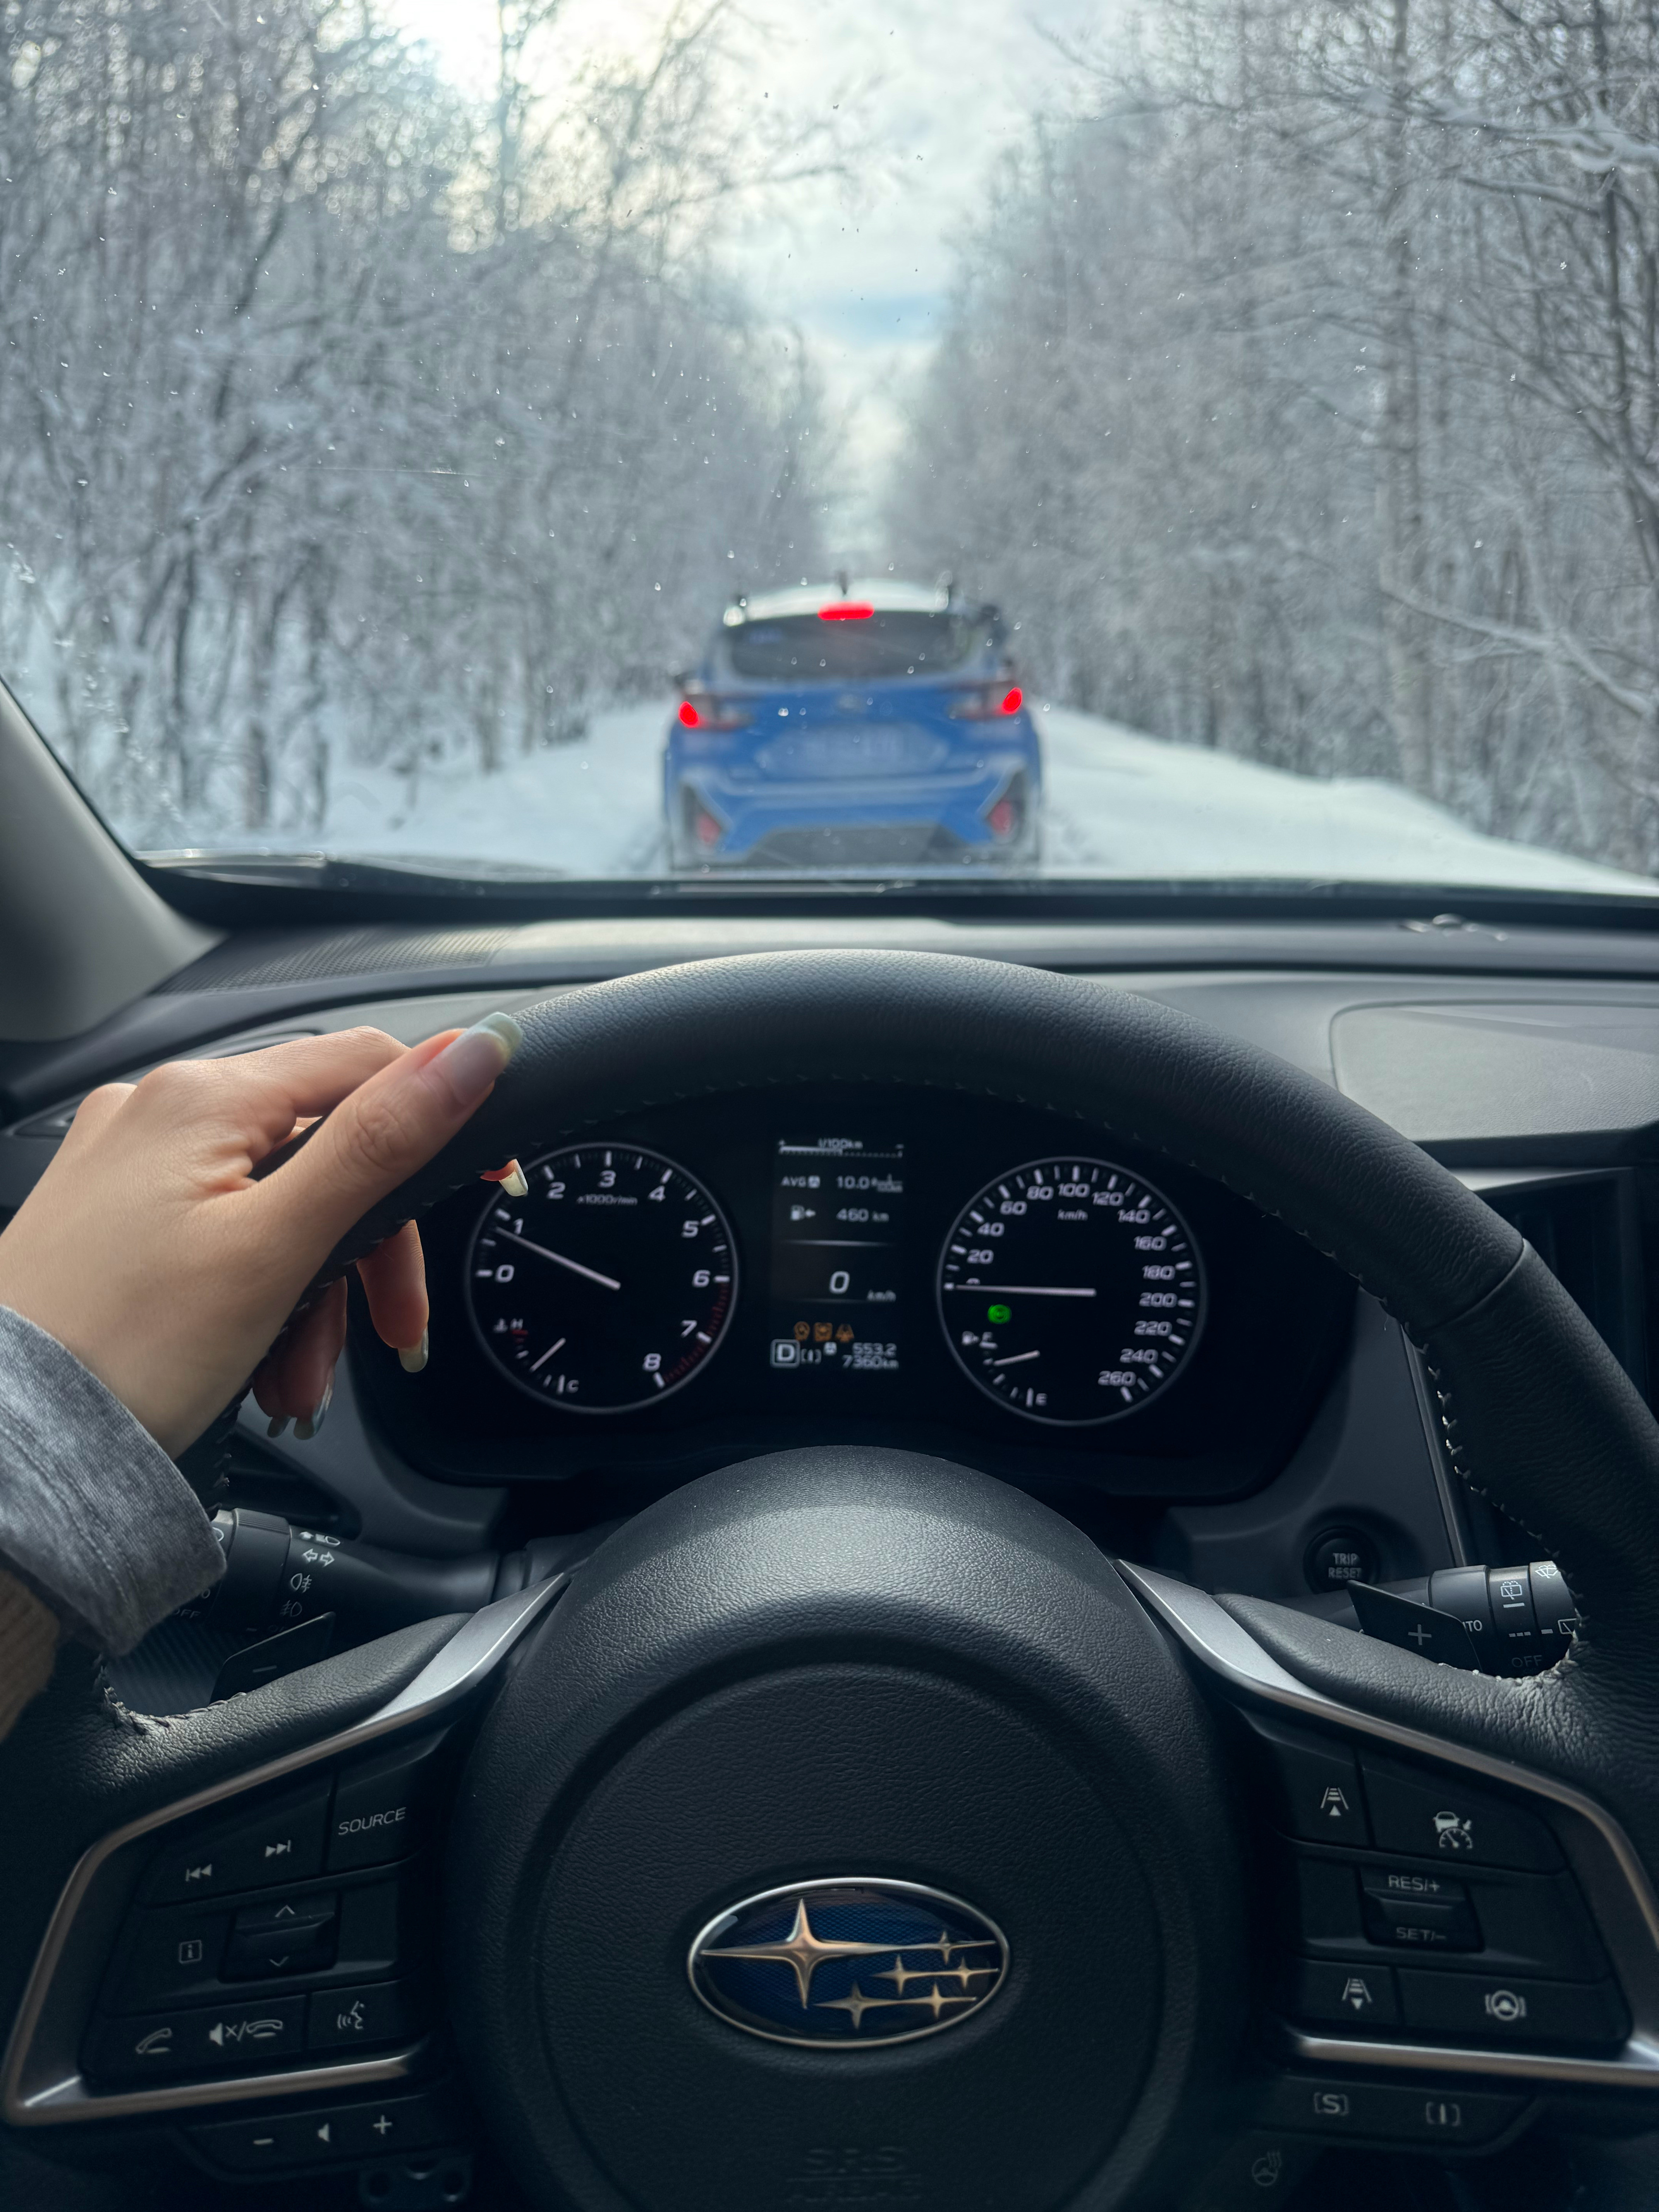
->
[688,1878,1009,2047]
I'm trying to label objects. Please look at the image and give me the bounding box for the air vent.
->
[1469,1168,1647,1398]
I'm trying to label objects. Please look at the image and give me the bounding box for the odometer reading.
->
[465,1146,737,1413]
[938,1158,1204,1424]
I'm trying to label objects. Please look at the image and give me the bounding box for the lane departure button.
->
[1244,1713,1370,1845]
[1291,1959,1401,2026]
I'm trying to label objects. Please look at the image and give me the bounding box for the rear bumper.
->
[665,752,1040,866]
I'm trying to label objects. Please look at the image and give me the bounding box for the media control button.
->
[1398,1970,1629,2047]
[1358,1755,1561,1870]
[223,1893,339,1980]
[328,1732,449,1872]
[1291,1960,1401,2027]
[144,1781,331,1903]
[85,1996,306,2083]
[191,2092,453,2173]
[325,2092,451,2158]
[1258,2074,1525,2146]
[1245,1713,1370,1845]
[306,1979,417,2050]
[188,2114,323,2171]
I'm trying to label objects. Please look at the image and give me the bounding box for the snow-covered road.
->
[260,698,1655,894]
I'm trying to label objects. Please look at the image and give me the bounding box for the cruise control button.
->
[1258,2074,1525,2146]
[328,1731,450,1872]
[1358,1754,1561,1870]
[85,1996,306,2082]
[1360,1888,1480,1951]
[1398,1970,1629,2047]
[1358,1866,1465,1902]
[1291,1960,1401,2026]
[1243,1712,1370,1844]
[307,1979,417,2050]
[144,1780,331,1903]
[223,1893,338,1980]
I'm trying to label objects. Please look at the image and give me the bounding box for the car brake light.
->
[818,601,874,621]
[694,807,723,848]
[949,684,1025,721]
[987,795,1020,839]
[678,696,750,731]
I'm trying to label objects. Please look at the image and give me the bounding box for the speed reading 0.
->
[465,1145,737,1413]
[937,1159,1206,1424]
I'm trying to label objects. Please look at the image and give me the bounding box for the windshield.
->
[3,0,1657,899]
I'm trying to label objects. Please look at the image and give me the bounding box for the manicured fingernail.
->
[266,1414,291,1439]
[481,1156,528,1197]
[398,1328,429,1374]
[429,1012,523,1113]
[295,1381,333,1443]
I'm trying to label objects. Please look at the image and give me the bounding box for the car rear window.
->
[726,611,993,682]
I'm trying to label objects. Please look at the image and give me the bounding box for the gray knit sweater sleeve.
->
[0,1305,226,1654]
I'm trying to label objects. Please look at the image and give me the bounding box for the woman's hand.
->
[0,1015,521,1457]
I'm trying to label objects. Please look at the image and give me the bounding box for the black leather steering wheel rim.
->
[316,946,1659,1880]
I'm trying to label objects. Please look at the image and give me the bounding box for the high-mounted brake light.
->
[818,601,875,621]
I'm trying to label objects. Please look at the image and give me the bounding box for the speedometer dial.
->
[938,1158,1205,1424]
[465,1146,737,1413]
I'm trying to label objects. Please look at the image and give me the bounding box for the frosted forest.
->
[6,0,1659,879]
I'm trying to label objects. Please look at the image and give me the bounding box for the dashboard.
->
[2,912,1656,1616]
[359,1087,1351,1501]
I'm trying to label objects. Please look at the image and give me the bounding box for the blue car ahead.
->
[663,579,1042,870]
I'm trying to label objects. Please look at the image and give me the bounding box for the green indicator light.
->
[988,1303,1012,1324]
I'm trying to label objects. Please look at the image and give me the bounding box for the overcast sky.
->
[389,0,1104,558]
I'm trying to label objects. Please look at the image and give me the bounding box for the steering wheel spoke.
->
[0,1583,559,2161]
[1123,1564,1659,2172]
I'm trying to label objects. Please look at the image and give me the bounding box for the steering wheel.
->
[7,948,1659,2211]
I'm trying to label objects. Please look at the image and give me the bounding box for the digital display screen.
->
[768,1136,905,1376]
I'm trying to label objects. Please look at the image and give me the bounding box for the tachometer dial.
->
[465,1146,737,1413]
[938,1158,1204,1424]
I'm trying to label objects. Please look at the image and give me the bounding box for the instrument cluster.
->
[357,1087,1350,1501]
